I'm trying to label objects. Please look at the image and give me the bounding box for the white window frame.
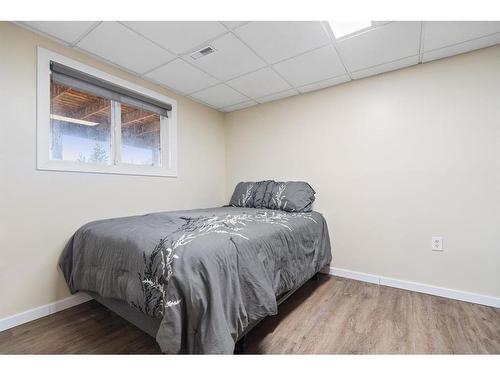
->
[36,47,178,177]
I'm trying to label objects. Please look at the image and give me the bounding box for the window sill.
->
[37,160,177,177]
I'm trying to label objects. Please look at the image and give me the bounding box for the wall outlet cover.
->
[432,236,443,251]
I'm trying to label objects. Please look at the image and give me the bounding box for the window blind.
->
[50,61,171,117]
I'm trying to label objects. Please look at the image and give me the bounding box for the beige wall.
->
[225,45,500,298]
[0,22,226,319]
[1,22,499,321]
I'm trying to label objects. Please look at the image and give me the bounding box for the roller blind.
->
[50,61,171,117]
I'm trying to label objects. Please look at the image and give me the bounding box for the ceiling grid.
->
[16,21,500,112]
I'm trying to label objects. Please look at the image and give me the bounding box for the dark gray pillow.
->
[268,181,315,212]
[253,180,274,208]
[229,182,257,207]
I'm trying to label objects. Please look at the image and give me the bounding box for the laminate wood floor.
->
[1,275,499,354]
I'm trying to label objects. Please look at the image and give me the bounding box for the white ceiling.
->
[17,21,500,112]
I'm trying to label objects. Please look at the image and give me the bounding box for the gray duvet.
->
[59,206,332,353]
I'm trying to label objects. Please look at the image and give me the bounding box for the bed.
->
[59,205,332,354]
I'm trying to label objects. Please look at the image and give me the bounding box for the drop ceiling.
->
[17,21,500,112]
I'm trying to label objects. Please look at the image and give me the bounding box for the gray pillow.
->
[268,181,315,212]
[253,180,274,208]
[229,182,257,207]
[229,180,275,208]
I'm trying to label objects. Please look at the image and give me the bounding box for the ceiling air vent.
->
[190,46,216,60]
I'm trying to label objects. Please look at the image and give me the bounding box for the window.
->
[120,103,161,166]
[37,47,177,177]
[50,81,113,165]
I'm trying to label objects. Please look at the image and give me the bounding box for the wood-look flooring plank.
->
[0,275,498,354]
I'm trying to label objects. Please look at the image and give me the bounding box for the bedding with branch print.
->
[271,182,288,210]
[238,184,254,207]
[59,204,331,353]
[133,211,317,317]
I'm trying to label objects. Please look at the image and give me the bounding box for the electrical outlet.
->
[432,236,443,251]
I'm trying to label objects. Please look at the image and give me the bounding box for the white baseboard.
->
[326,267,500,309]
[0,293,93,332]
[1,269,498,333]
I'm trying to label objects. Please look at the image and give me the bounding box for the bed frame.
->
[88,272,320,354]
[88,292,161,337]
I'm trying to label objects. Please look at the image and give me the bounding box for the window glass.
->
[120,103,161,166]
[40,52,176,177]
[50,80,111,164]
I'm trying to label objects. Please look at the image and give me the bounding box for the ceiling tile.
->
[226,67,291,98]
[336,22,421,72]
[76,22,175,74]
[21,21,97,44]
[122,21,227,54]
[235,21,330,63]
[423,32,500,63]
[189,84,249,108]
[273,45,346,87]
[221,21,248,30]
[256,89,299,104]
[298,74,351,93]
[185,33,265,81]
[145,59,218,95]
[221,100,258,112]
[423,21,500,51]
[350,55,418,79]
[20,20,500,113]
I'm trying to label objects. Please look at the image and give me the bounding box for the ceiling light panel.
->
[336,21,421,73]
[328,20,373,39]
